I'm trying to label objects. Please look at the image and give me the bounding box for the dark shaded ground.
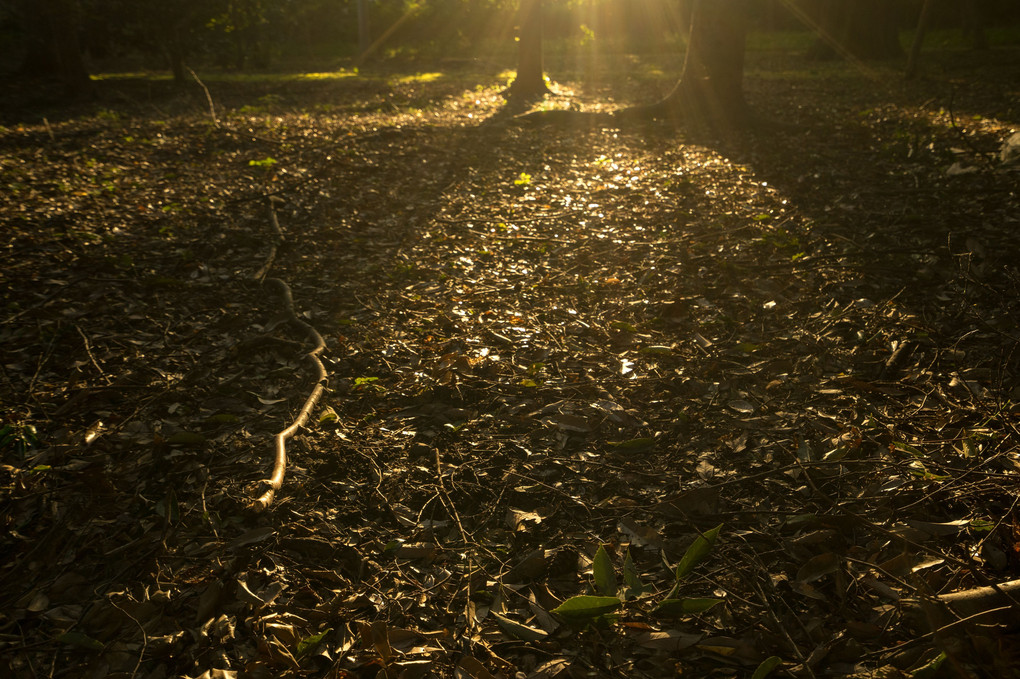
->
[2,47,1020,678]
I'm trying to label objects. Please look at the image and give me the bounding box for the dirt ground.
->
[2,46,1020,678]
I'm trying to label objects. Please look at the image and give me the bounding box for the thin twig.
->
[434,449,470,546]
[252,277,328,511]
[187,66,218,127]
[76,324,110,384]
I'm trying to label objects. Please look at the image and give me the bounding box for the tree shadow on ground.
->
[2,51,1019,677]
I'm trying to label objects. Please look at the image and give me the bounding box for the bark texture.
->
[507,0,552,103]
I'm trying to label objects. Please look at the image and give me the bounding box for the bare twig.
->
[249,202,327,510]
[253,202,286,282]
[187,66,218,127]
[252,277,328,511]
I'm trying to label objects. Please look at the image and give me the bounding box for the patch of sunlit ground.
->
[91,69,363,83]
[388,72,445,85]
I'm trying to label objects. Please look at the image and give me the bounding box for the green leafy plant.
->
[249,157,278,170]
[514,172,532,186]
[0,422,39,459]
[549,524,725,627]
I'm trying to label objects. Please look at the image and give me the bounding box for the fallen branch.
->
[252,277,328,511]
[250,203,328,511]
[253,201,285,283]
[904,579,1020,632]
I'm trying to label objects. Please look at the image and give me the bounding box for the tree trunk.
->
[507,0,551,103]
[962,2,989,51]
[905,0,932,80]
[632,0,748,126]
[167,32,186,87]
[357,0,371,58]
[807,0,904,61]
[39,0,93,98]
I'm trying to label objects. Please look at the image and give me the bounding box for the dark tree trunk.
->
[357,0,371,57]
[46,0,92,98]
[166,32,186,87]
[507,0,551,103]
[627,0,748,126]
[22,0,93,98]
[962,2,989,51]
[806,0,904,61]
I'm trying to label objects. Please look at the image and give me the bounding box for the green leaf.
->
[622,551,644,598]
[639,345,673,356]
[592,545,617,597]
[514,172,532,186]
[491,611,548,642]
[911,651,946,679]
[893,441,923,457]
[296,628,332,658]
[751,656,783,679]
[166,431,206,446]
[796,440,813,462]
[607,437,655,453]
[795,552,840,583]
[551,595,622,621]
[610,320,638,332]
[204,413,240,425]
[249,157,278,169]
[56,632,104,651]
[653,598,723,616]
[675,524,722,580]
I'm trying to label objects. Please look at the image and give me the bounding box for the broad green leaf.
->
[56,632,104,651]
[592,545,617,597]
[607,437,655,453]
[822,446,848,461]
[653,598,723,616]
[639,345,673,356]
[969,518,994,532]
[622,551,644,598]
[204,413,240,425]
[249,157,277,169]
[551,595,622,621]
[491,611,548,642]
[675,524,722,580]
[911,651,946,679]
[893,441,923,457]
[296,628,333,658]
[796,440,813,462]
[166,431,206,445]
[751,656,782,679]
[795,552,840,584]
[610,320,638,332]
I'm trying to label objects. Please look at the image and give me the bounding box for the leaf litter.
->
[2,51,1020,678]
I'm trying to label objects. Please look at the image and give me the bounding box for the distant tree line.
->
[0,0,1016,98]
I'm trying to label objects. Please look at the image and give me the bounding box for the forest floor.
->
[2,46,1020,679]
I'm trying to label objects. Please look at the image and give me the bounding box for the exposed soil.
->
[2,48,1020,678]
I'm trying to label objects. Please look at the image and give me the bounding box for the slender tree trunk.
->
[905,0,932,80]
[507,0,551,102]
[962,2,988,51]
[636,0,747,125]
[357,0,371,58]
[42,0,92,99]
[167,31,186,87]
[581,0,600,93]
[807,0,903,61]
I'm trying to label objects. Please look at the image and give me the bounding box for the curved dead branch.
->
[250,203,328,511]
[252,277,328,511]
